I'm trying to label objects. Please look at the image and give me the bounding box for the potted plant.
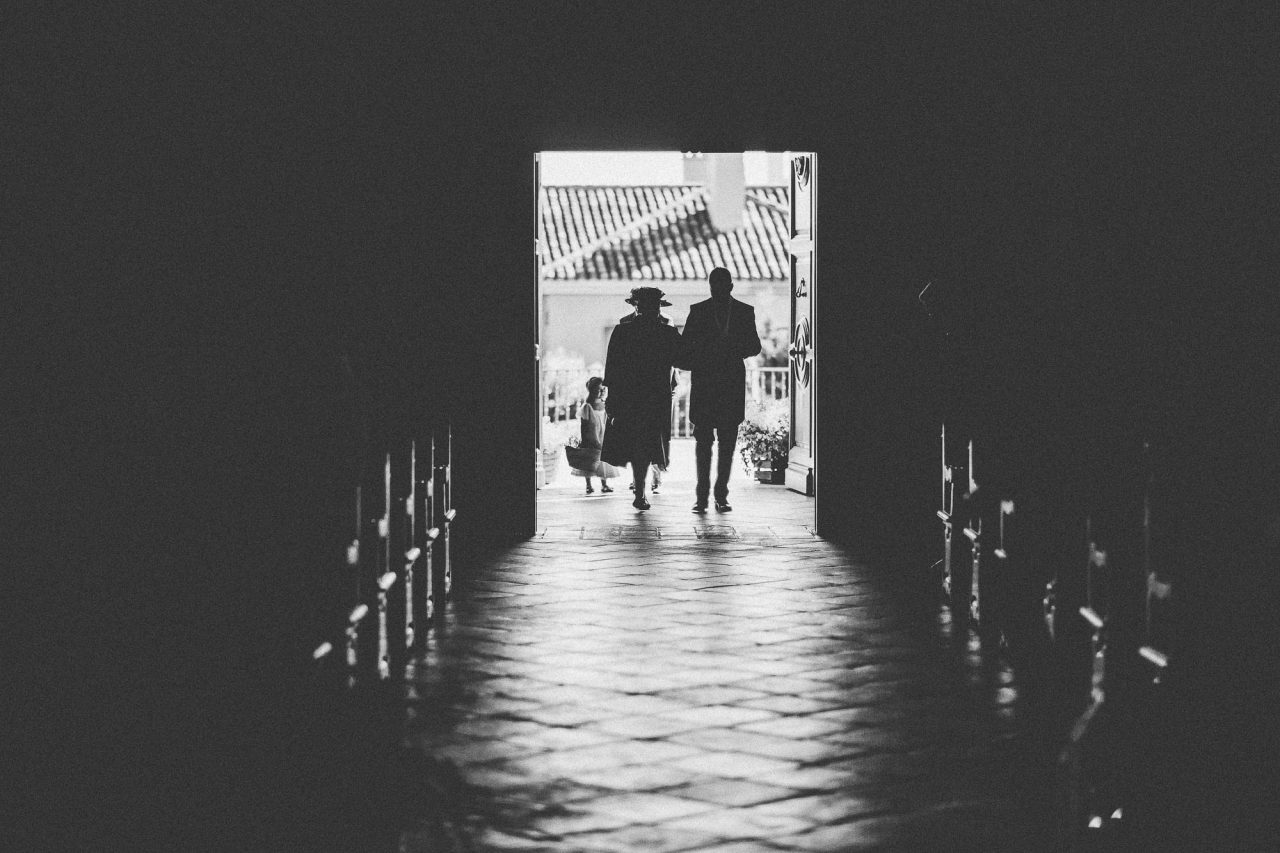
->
[737,400,789,484]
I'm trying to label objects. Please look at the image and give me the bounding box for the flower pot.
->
[540,447,562,486]
[754,463,786,485]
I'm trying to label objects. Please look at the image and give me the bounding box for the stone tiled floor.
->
[399,442,1053,851]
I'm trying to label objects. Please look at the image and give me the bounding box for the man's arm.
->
[672,305,704,371]
[737,305,763,359]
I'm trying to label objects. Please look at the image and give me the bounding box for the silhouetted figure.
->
[618,308,677,494]
[567,376,624,494]
[601,287,682,510]
[676,267,762,513]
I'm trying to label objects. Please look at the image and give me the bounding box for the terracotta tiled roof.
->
[539,185,789,281]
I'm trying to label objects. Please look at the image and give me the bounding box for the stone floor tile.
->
[510,684,631,707]
[515,703,626,728]
[568,823,719,853]
[735,694,843,715]
[682,841,792,853]
[817,726,930,754]
[526,809,636,836]
[733,715,848,740]
[505,725,622,752]
[770,818,896,852]
[467,827,561,851]
[557,738,703,767]
[588,714,704,739]
[451,718,546,739]
[662,807,815,840]
[735,676,836,696]
[673,778,802,807]
[668,750,799,778]
[669,727,841,764]
[434,739,542,766]
[756,765,866,792]
[395,455,1054,851]
[571,764,708,793]
[584,791,716,822]
[807,705,911,727]
[461,764,547,791]
[657,704,780,728]
[660,685,772,705]
[752,791,895,824]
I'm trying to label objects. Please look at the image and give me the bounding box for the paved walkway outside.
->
[399,441,1053,851]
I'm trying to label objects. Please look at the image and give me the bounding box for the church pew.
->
[1086,443,1186,849]
[1079,517,1111,703]
[433,424,456,602]
[307,483,367,690]
[986,494,1019,653]
[957,437,1013,649]
[384,441,418,679]
[355,451,392,684]
[1051,443,1165,849]
[294,478,399,844]
[936,423,966,608]
[367,446,419,684]
[407,435,439,650]
[1052,512,1124,851]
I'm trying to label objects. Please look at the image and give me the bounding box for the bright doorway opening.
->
[533,150,817,530]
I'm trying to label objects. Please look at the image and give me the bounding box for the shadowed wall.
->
[9,2,1277,848]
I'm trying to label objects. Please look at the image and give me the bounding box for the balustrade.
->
[542,366,789,440]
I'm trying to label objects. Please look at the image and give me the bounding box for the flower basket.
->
[737,401,789,485]
[539,418,578,486]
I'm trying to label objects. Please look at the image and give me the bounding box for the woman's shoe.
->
[633,496,650,511]
[585,485,594,495]
[600,484,613,493]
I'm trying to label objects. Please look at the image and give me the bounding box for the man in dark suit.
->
[676,267,762,513]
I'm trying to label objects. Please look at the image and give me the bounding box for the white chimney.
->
[703,153,745,231]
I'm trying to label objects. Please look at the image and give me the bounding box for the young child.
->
[570,377,626,494]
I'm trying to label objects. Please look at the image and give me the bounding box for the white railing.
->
[542,366,789,439]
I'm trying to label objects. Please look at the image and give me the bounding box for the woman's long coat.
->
[600,315,682,468]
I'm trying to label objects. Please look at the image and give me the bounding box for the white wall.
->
[540,151,789,186]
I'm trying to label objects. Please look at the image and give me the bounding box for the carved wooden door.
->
[785,153,816,495]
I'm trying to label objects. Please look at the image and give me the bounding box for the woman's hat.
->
[625,286,672,307]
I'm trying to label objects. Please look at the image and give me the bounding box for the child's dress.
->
[569,403,627,479]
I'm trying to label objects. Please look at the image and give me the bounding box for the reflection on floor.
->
[399,440,1052,851]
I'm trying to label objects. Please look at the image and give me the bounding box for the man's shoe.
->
[715,499,732,512]
[692,502,708,514]
[633,496,651,511]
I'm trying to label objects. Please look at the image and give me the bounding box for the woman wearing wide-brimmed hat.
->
[600,287,683,510]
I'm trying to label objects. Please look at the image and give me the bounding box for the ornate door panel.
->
[786,153,816,495]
